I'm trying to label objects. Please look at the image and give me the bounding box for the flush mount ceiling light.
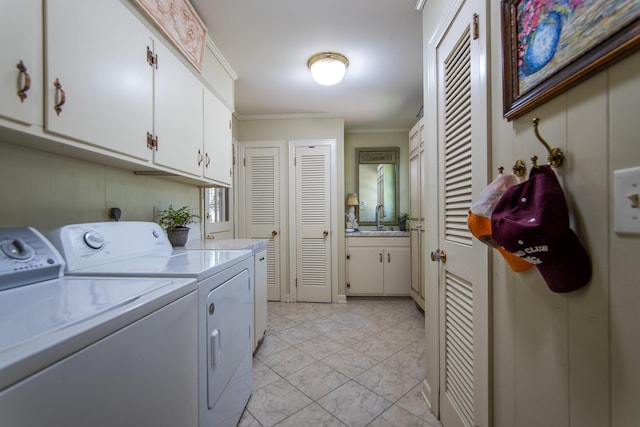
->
[307,52,349,86]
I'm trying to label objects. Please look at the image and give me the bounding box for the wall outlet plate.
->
[614,167,640,234]
[106,201,121,220]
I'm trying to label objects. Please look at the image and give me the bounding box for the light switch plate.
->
[614,167,640,234]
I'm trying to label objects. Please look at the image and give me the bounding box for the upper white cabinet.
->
[0,0,234,186]
[153,40,204,177]
[203,89,232,186]
[45,0,154,162]
[0,0,43,126]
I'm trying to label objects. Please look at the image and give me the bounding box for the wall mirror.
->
[355,147,399,225]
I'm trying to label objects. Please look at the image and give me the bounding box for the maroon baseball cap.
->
[491,165,591,293]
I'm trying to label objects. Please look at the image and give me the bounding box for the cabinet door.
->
[203,89,232,185]
[384,247,411,295]
[45,0,153,161]
[253,250,267,350]
[410,228,422,299]
[0,0,42,126]
[347,246,383,295]
[153,40,203,177]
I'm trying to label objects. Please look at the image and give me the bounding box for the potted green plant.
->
[398,212,410,231]
[158,205,199,247]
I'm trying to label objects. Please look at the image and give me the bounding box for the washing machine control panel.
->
[48,222,173,272]
[0,227,64,291]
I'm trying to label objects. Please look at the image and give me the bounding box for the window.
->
[207,187,229,223]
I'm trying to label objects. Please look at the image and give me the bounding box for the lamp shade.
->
[308,52,349,86]
[346,193,359,206]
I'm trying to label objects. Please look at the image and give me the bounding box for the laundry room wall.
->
[421,1,640,426]
[0,141,201,235]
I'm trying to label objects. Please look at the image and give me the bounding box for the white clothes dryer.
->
[48,221,254,427]
[0,227,198,427]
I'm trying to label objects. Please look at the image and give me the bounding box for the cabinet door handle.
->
[380,253,383,262]
[388,253,391,262]
[53,78,66,116]
[17,60,31,102]
[197,149,203,166]
[205,153,211,167]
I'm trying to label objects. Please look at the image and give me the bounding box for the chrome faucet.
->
[375,204,385,231]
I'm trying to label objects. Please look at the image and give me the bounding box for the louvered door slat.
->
[301,239,328,287]
[444,271,474,427]
[250,156,276,226]
[444,25,473,247]
[300,154,327,226]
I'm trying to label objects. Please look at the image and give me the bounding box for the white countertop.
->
[184,238,269,253]
[346,230,410,237]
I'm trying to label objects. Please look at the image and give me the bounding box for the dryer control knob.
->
[83,231,105,250]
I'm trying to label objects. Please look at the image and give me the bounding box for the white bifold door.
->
[427,0,490,426]
[239,144,284,301]
[290,141,334,303]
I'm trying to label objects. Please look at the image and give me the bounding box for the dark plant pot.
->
[398,222,406,231]
[166,227,190,247]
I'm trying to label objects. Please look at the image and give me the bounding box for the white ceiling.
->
[189,0,424,132]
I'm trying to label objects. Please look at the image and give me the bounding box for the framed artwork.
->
[134,0,207,72]
[501,0,640,121]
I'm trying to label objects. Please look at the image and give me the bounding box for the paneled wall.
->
[0,141,200,236]
[421,1,640,426]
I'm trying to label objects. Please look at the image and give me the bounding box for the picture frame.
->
[501,0,640,121]
[133,0,207,72]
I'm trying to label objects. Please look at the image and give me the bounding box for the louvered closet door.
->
[244,147,281,301]
[436,1,489,426]
[294,145,331,302]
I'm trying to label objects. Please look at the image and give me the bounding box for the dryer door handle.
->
[210,329,221,367]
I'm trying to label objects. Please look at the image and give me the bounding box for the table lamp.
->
[346,193,359,231]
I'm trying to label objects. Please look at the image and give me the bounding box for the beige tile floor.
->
[239,298,443,427]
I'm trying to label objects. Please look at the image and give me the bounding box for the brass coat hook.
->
[512,160,526,177]
[531,155,539,169]
[532,117,564,167]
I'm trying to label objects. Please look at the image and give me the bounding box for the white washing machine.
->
[0,227,198,427]
[48,221,254,427]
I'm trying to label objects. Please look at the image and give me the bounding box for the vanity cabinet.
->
[346,236,410,296]
[0,0,43,127]
[409,119,425,309]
